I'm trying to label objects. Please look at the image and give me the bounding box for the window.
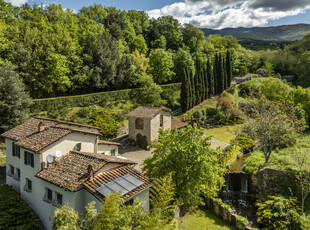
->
[24,178,32,192]
[111,149,116,156]
[8,165,14,177]
[75,143,81,151]
[135,118,144,130]
[44,188,53,203]
[54,192,63,206]
[24,151,34,168]
[14,168,20,180]
[160,114,164,127]
[12,143,20,158]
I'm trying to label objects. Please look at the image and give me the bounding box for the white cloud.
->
[147,0,310,29]
[5,0,28,6]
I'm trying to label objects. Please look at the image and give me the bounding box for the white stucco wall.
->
[150,111,171,142]
[129,188,150,212]
[5,139,21,191]
[97,144,118,156]
[41,132,97,164]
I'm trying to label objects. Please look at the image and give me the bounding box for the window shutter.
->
[31,154,34,168]
[24,152,27,165]
[12,143,15,156]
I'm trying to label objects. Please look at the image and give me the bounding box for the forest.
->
[2,0,309,101]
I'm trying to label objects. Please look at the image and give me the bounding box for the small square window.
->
[111,149,116,156]
[44,188,53,202]
[8,165,14,177]
[24,151,34,168]
[24,178,32,192]
[55,192,63,206]
[75,143,81,151]
[14,168,20,180]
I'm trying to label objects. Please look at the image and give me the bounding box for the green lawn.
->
[205,124,243,143]
[179,207,236,230]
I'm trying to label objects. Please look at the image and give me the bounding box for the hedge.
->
[31,83,181,112]
[0,184,38,229]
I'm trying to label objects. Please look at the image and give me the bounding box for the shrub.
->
[235,136,257,154]
[236,216,248,225]
[205,107,220,117]
[223,204,232,212]
[242,151,265,174]
[0,184,38,229]
[214,198,224,206]
[87,108,121,140]
[257,195,300,230]
[76,107,91,118]
[192,109,203,119]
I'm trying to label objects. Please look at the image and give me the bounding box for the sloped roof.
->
[98,140,121,146]
[84,165,153,201]
[1,117,101,152]
[36,151,136,191]
[16,127,72,152]
[126,106,171,119]
[171,119,188,129]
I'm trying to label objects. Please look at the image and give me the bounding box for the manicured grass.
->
[179,207,236,230]
[205,124,243,143]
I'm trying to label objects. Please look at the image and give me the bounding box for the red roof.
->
[171,119,188,129]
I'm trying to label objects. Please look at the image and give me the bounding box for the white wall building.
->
[1,117,152,230]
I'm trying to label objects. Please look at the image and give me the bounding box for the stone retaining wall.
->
[205,198,252,230]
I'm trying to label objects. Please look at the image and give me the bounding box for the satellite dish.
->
[47,154,54,164]
[56,150,63,158]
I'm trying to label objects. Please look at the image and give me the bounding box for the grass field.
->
[204,124,243,143]
[179,207,236,230]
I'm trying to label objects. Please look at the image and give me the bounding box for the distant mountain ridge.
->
[200,24,310,41]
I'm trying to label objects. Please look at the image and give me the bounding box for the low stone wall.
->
[205,198,252,230]
[0,164,6,180]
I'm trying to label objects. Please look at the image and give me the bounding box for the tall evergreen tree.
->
[222,57,227,89]
[181,68,188,112]
[194,58,201,105]
[203,64,208,100]
[226,50,232,88]
[190,69,196,107]
[207,59,213,97]
[213,54,218,95]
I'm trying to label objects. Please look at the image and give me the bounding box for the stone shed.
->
[127,106,172,145]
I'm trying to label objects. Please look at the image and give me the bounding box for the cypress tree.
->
[203,64,208,100]
[190,69,196,108]
[181,69,187,112]
[223,57,227,89]
[194,58,201,105]
[207,59,213,97]
[217,53,223,94]
[213,54,218,95]
[226,50,232,88]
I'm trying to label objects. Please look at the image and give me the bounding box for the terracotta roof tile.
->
[36,151,107,191]
[84,165,153,201]
[98,140,121,146]
[126,106,171,119]
[171,119,188,129]
[1,118,57,141]
[16,127,72,152]
[36,151,136,191]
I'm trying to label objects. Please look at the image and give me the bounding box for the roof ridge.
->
[34,116,102,130]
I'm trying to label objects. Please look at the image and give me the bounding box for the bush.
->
[242,151,265,174]
[235,136,256,154]
[257,195,300,230]
[236,216,248,225]
[214,198,224,206]
[87,108,121,140]
[0,184,38,229]
[192,109,203,119]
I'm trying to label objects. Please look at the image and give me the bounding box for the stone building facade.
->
[127,107,172,145]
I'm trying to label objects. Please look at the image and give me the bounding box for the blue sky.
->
[7,0,310,29]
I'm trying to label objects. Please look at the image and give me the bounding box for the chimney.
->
[87,165,94,180]
[38,121,47,132]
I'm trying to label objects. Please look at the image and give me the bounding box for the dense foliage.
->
[0,63,32,133]
[257,195,300,230]
[143,126,225,209]
[0,184,38,229]
[0,1,257,101]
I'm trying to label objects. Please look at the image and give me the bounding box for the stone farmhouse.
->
[127,106,187,146]
[1,117,152,230]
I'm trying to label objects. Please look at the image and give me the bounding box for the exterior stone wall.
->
[205,198,252,230]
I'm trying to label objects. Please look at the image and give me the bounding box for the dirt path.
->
[210,137,229,150]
